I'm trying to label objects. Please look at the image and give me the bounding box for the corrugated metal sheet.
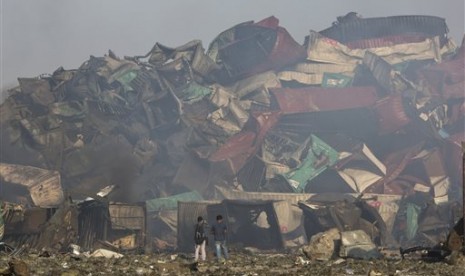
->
[254,15,279,28]
[366,143,424,194]
[215,185,313,205]
[0,163,64,208]
[374,94,411,135]
[270,86,378,114]
[420,56,465,83]
[276,108,379,139]
[444,132,465,186]
[442,81,465,99]
[146,191,203,212]
[4,207,49,235]
[346,34,432,49]
[77,201,108,250]
[237,157,266,192]
[272,201,307,247]
[363,52,407,93]
[420,37,465,100]
[210,16,306,82]
[227,70,280,99]
[172,154,210,193]
[277,71,324,85]
[148,40,218,78]
[319,15,448,44]
[306,31,450,66]
[335,144,386,193]
[109,203,145,230]
[291,62,357,75]
[209,112,281,175]
[265,25,307,70]
[282,134,339,192]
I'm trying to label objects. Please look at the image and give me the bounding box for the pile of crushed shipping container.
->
[0,13,464,252]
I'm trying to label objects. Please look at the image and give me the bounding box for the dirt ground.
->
[1,250,465,276]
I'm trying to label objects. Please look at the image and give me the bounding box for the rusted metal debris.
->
[0,13,464,255]
[0,164,64,208]
[1,199,147,254]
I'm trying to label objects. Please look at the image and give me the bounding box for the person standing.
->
[0,201,4,241]
[211,214,228,261]
[194,216,208,262]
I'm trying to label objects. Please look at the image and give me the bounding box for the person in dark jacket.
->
[194,216,208,262]
[211,214,229,261]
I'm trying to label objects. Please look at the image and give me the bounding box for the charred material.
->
[0,13,463,260]
[400,244,451,262]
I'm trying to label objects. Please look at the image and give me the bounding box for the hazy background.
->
[1,0,464,100]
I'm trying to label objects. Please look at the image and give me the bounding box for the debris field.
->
[0,12,464,275]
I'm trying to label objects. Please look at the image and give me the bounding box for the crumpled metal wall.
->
[1,13,463,249]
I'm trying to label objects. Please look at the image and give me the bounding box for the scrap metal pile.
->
[0,13,464,251]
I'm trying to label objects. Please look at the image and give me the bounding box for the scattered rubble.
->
[302,228,340,261]
[0,252,461,275]
[0,12,464,272]
[340,230,381,260]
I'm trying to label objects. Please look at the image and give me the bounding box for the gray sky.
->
[1,0,464,96]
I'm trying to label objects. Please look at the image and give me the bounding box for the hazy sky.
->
[1,0,464,95]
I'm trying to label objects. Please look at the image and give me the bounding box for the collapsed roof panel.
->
[270,86,378,114]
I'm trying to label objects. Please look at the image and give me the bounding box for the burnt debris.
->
[0,13,464,257]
